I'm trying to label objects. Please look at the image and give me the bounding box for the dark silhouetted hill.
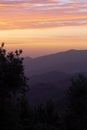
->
[26,71,71,105]
[24,49,87,77]
[24,50,87,105]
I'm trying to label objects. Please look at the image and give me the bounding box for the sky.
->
[0,0,87,57]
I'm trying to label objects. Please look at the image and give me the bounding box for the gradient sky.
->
[0,0,87,57]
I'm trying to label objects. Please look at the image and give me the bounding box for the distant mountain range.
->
[24,50,87,105]
[26,71,71,105]
[24,49,87,77]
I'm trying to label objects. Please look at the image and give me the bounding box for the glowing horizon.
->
[0,0,87,57]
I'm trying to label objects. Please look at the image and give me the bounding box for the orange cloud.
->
[0,0,87,29]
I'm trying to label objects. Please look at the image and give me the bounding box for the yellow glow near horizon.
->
[0,1,87,57]
[0,25,87,57]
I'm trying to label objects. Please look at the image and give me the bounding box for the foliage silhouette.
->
[0,43,28,130]
[34,99,60,130]
[0,43,28,98]
[1,43,87,130]
[62,74,87,130]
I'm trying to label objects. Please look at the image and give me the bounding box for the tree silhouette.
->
[0,43,28,130]
[63,74,87,130]
[0,43,28,98]
[34,99,60,130]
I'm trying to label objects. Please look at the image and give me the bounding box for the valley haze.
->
[24,49,87,105]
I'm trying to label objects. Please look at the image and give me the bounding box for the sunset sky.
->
[0,0,87,57]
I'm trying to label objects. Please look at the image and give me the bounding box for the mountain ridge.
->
[24,49,87,105]
[24,49,87,76]
[24,49,87,59]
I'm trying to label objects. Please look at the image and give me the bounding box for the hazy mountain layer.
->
[24,49,87,77]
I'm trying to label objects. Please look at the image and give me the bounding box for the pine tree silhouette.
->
[0,43,28,130]
[63,74,87,130]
